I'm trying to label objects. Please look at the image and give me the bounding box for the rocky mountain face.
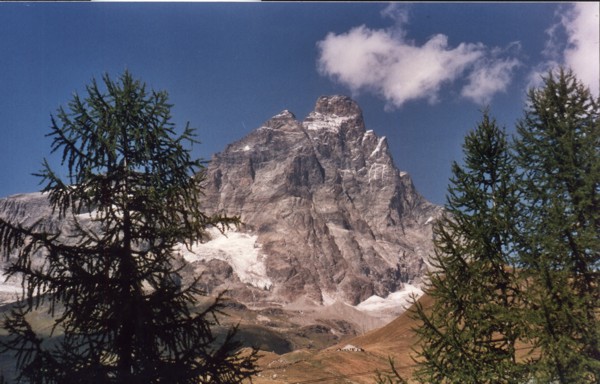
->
[197,95,441,306]
[0,95,441,312]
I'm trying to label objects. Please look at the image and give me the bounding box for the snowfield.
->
[355,284,424,316]
[0,276,23,304]
[176,228,273,290]
[303,112,354,133]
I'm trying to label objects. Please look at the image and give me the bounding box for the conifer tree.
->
[514,67,600,383]
[0,71,258,383]
[411,111,525,383]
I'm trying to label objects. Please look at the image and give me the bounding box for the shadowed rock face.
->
[0,96,441,308]
[201,95,441,305]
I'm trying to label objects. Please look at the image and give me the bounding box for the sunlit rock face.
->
[201,95,442,306]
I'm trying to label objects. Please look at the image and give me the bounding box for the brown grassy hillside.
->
[248,295,433,384]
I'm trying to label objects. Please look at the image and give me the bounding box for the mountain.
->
[192,95,441,307]
[0,192,63,303]
[0,95,441,320]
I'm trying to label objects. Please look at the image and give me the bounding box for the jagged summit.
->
[313,95,362,117]
[303,95,364,135]
[270,109,296,121]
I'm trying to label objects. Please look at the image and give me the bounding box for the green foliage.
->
[411,110,525,383]
[514,67,600,383]
[406,67,599,383]
[0,71,258,383]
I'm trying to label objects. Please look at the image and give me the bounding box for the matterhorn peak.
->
[313,95,362,118]
[303,95,365,135]
[199,95,441,306]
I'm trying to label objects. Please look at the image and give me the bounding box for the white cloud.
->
[562,2,600,97]
[532,3,599,96]
[381,3,410,25]
[380,3,411,40]
[317,21,520,109]
[462,57,521,105]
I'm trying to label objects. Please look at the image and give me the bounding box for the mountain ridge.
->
[0,95,441,315]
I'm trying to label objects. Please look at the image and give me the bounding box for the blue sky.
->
[0,2,598,205]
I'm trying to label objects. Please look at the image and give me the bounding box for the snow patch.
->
[355,284,423,315]
[424,216,434,225]
[0,275,24,304]
[303,112,353,133]
[273,110,295,119]
[243,145,251,151]
[367,163,389,184]
[361,130,375,144]
[176,228,272,290]
[0,280,21,294]
[321,290,338,306]
[369,137,386,158]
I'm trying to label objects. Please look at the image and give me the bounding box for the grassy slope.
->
[250,295,433,384]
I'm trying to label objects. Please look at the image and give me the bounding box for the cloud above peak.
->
[527,3,599,97]
[560,2,599,96]
[317,19,520,109]
[462,46,522,105]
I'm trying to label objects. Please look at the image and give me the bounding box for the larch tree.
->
[514,67,600,383]
[378,67,599,384]
[0,71,259,383]
[410,110,525,383]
